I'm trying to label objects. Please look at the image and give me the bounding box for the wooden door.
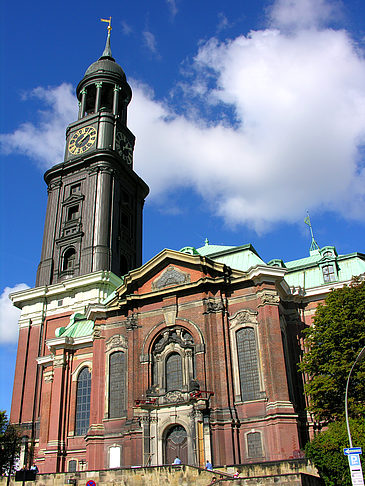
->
[165,425,188,464]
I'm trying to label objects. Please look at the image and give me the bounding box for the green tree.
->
[305,419,365,486]
[299,278,365,422]
[0,411,21,477]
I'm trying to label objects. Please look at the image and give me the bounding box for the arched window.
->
[68,460,77,472]
[63,248,76,271]
[109,351,126,418]
[100,84,114,112]
[75,367,91,436]
[236,328,260,401]
[165,353,183,392]
[151,327,195,395]
[247,432,263,458]
[84,84,96,115]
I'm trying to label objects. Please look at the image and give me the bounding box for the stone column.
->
[256,290,290,403]
[36,179,62,286]
[256,289,299,460]
[113,85,121,115]
[94,82,103,113]
[86,326,105,470]
[79,88,87,118]
[92,165,113,272]
[44,354,66,472]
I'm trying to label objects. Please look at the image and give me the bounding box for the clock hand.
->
[76,134,90,147]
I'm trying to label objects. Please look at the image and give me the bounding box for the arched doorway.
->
[164,425,188,465]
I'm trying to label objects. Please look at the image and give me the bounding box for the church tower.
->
[36,26,149,287]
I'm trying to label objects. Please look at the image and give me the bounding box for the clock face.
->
[68,126,97,155]
[115,132,133,165]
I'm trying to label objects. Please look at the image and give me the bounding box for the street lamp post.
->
[345,346,365,447]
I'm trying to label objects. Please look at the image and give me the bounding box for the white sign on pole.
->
[348,454,364,486]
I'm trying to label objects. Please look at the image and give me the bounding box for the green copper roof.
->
[196,244,236,256]
[284,252,365,290]
[194,243,265,271]
[55,313,94,338]
[180,246,200,255]
[182,240,365,292]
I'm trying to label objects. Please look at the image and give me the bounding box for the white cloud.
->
[166,0,178,19]
[2,0,365,231]
[0,284,30,344]
[268,0,342,31]
[0,83,77,168]
[217,12,230,32]
[121,20,133,36]
[143,31,160,57]
[130,21,365,230]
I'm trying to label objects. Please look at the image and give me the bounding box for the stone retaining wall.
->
[1,462,323,486]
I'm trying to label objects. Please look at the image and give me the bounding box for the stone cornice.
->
[246,265,287,284]
[46,334,93,353]
[9,271,122,309]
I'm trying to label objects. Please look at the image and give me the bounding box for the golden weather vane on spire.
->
[101,17,112,33]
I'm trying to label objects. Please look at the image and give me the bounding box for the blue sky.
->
[1,0,365,415]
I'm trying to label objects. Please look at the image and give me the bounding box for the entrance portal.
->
[165,425,188,464]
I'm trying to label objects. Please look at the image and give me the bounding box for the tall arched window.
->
[165,353,183,391]
[236,327,260,401]
[75,367,91,436]
[68,460,77,472]
[63,248,76,271]
[151,327,195,394]
[109,351,126,418]
[247,432,263,458]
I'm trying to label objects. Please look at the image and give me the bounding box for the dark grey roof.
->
[84,57,126,80]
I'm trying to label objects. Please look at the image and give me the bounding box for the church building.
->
[9,28,365,474]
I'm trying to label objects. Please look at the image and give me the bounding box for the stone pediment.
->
[152,265,190,290]
[107,248,244,308]
[62,193,84,205]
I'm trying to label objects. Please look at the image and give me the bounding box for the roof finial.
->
[205,237,209,246]
[100,17,113,59]
[304,210,320,254]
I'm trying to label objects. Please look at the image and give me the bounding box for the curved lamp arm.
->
[345,346,365,448]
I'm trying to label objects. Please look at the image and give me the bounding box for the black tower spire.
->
[36,28,149,287]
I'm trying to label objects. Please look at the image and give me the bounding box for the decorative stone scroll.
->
[229,309,258,330]
[165,391,184,403]
[43,370,54,383]
[137,415,158,423]
[203,300,224,314]
[106,334,128,352]
[47,180,62,193]
[257,291,280,307]
[152,266,190,290]
[126,313,140,331]
[93,325,102,339]
[53,357,66,368]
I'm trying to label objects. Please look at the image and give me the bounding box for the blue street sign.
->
[344,447,362,455]
[349,455,361,467]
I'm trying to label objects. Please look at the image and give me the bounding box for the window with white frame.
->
[75,367,91,436]
[247,431,263,458]
[109,351,126,418]
[236,327,261,401]
[151,327,195,394]
[322,264,336,282]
